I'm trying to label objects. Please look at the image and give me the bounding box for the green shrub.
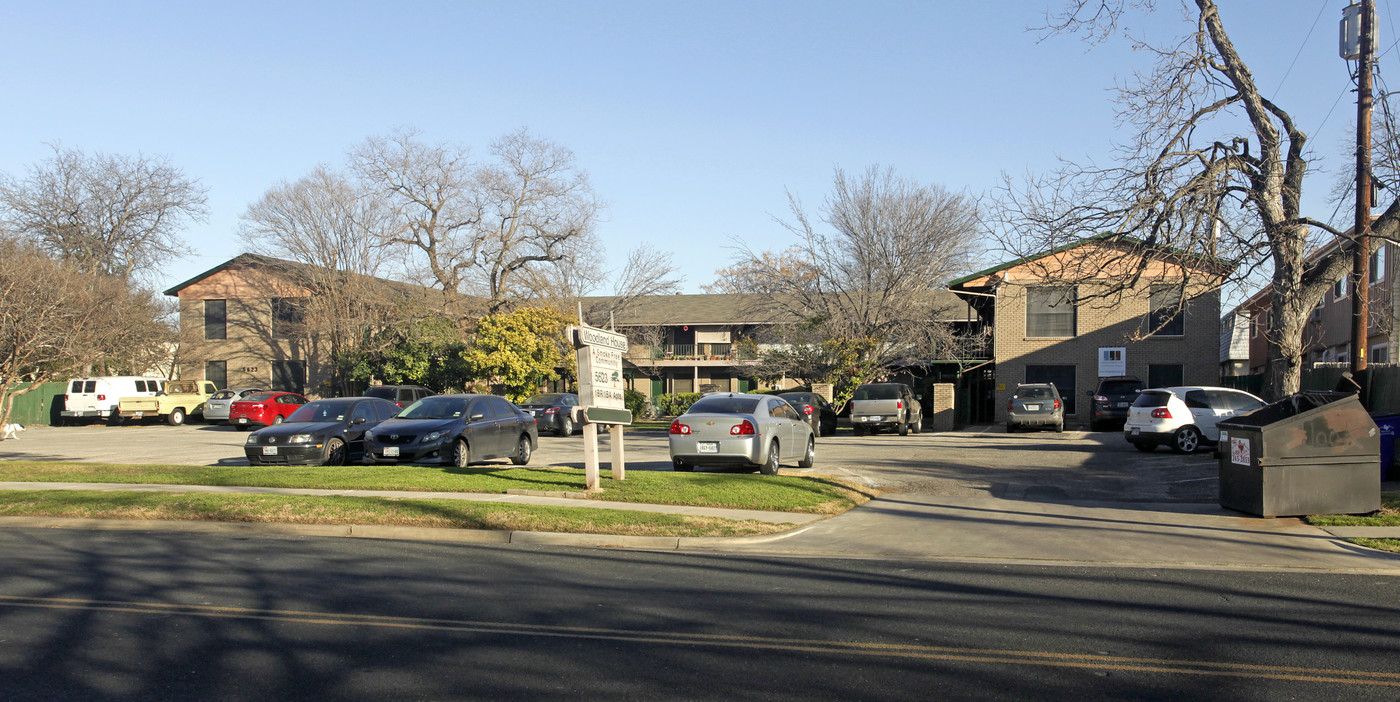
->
[654,392,702,417]
[624,388,648,418]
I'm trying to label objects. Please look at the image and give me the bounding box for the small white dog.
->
[1,423,23,440]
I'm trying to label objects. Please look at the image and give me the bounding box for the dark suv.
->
[365,384,434,408]
[1089,376,1145,430]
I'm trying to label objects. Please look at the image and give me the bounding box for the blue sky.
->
[0,1,1379,302]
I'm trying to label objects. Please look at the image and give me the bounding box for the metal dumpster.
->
[1216,391,1380,517]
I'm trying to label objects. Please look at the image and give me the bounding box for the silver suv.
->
[1007,383,1064,433]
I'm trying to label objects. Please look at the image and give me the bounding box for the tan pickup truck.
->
[117,380,219,425]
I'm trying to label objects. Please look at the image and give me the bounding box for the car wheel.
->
[910,417,921,434]
[797,436,815,468]
[1055,421,1064,433]
[323,438,346,466]
[271,415,284,425]
[450,438,470,468]
[759,442,780,475]
[167,408,185,426]
[898,418,909,436]
[510,435,532,465]
[672,458,693,472]
[1171,426,1201,454]
[1133,442,1156,452]
[558,416,574,437]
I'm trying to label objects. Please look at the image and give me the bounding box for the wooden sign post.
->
[570,324,633,491]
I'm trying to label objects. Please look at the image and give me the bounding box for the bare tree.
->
[0,145,207,282]
[721,165,983,403]
[997,0,1381,399]
[0,239,172,426]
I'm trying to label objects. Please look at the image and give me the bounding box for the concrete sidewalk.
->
[0,482,1397,572]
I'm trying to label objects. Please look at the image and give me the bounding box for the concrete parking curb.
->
[1320,527,1400,538]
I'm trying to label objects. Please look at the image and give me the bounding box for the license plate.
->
[262,446,278,455]
[237,418,248,424]
[383,446,399,457]
[1131,427,1141,436]
[1024,404,1040,411]
[131,412,143,419]
[697,442,719,453]
[861,416,881,422]
[1116,402,1129,408]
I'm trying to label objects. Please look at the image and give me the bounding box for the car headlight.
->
[421,431,444,443]
[289,434,314,444]
[245,434,258,444]
[364,431,374,442]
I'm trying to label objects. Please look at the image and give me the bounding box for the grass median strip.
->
[0,490,794,537]
[0,461,872,514]
[1305,492,1400,527]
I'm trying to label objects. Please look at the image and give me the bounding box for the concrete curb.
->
[1321,527,1400,538]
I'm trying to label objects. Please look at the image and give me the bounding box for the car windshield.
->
[853,385,899,400]
[1100,380,1143,395]
[287,400,356,423]
[399,396,469,420]
[241,393,277,403]
[1017,387,1054,399]
[688,396,760,415]
[524,394,563,405]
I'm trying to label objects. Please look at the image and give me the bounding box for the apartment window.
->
[1147,364,1184,388]
[204,300,226,340]
[1372,343,1390,364]
[1371,244,1388,284]
[1334,276,1349,301]
[205,361,227,390]
[1148,285,1185,337]
[1026,286,1077,337]
[271,360,306,393]
[271,298,306,339]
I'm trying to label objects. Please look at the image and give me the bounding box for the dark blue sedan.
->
[365,394,539,467]
[243,397,402,466]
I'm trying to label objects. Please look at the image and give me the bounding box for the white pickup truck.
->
[117,380,219,425]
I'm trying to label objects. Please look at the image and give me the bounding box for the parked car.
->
[517,393,581,436]
[60,376,164,424]
[850,383,922,436]
[364,384,434,407]
[365,394,538,467]
[1124,386,1267,453]
[668,393,815,474]
[244,397,401,466]
[228,391,310,430]
[1088,376,1145,430]
[116,379,219,425]
[204,388,264,424]
[1007,383,1065,433]
[777,391,838,437]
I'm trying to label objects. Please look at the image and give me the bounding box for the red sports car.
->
[229,391,310,430]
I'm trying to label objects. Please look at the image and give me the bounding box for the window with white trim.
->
[1026,286,1077,337]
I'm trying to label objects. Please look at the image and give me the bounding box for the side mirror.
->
[470,413,485,421]
[352,416,367,425]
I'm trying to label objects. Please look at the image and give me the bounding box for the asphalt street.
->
[2,528,1398,701]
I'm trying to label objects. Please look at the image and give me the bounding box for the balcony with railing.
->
[629,343,759,363]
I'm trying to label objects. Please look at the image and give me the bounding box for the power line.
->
[1272,1,1331,99]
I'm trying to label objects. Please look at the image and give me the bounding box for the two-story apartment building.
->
[1236,240,1395,373]
[949,236,1225,426]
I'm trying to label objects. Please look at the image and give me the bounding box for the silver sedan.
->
[668,393,816,474]
[203,388,264,424]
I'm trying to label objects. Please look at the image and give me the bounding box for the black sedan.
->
[365,394,538,467]
[777,392,838,437]
[516,392,580,436]
[243,397,401,466]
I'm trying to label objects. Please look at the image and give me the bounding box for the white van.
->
[61,376,166,423]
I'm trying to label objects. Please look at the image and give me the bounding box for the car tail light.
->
[669,420,691,435]
[1007,400,1014,410]
[98,394,106,401]
[731,420,755,436]
[1152,408,1173,419]
[1094,394,1108,402]
[801,404,815,415]
[545,407,559,414]
[1053,399,1061,410]
[896,400,903,409]
[395,402,404,407]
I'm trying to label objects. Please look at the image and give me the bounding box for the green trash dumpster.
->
[1217,391,1380,517]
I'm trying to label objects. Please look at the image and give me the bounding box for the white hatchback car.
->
[1123,386,1267,453]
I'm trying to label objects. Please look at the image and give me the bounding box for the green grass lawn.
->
[0,490,793,537]
[0,461,871,514]
[1305,492,1400,527]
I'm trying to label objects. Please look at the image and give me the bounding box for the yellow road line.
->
[1,594,1396,687]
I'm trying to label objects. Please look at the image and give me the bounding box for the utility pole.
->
[1348,0,1376,378]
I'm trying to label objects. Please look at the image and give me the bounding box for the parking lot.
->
[0,421,1222,503]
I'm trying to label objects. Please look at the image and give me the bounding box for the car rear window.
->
[525,394,563,405]
[688,396,760,414]
[853,385,899,401]
[1016,386,1055,399]
[364,387,394,400]
[1132,391,1172,408]
[1099,380,1143,395]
